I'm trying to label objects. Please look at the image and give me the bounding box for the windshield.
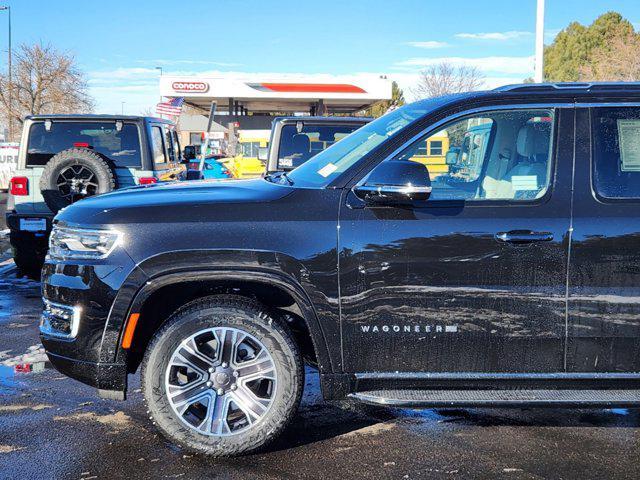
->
[277,123,366,171]
[26,121,141,167]
[286,103,430,188]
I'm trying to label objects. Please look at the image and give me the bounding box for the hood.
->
[55,178,293,225]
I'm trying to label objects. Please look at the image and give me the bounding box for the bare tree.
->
[579,32,640,81]
[412,61,485,99]
[0,43,94,140]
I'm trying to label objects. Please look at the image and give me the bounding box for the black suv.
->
[41,83,640,456]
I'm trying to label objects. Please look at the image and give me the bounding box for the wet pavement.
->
[1,190,640,479]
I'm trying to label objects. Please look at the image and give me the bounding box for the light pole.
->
[534,0,545,83]
[155,66,163,102]
[0,6,12,141]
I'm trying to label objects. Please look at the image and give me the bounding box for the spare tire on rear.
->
[39,148,116,213]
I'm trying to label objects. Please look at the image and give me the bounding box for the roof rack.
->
[494,82,640,93]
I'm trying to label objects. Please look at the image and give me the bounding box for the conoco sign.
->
[172,81,209,93]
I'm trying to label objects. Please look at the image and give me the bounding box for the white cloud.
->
[455,31,532,41]
[393,56,535,76]
[405,41,450,49]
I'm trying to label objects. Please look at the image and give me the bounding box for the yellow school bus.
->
[225,135,269,179]
[408,130,450,177]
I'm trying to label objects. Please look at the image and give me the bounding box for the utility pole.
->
[155,66,163,118]
[121,102,125,115]
[0,6,12,141]
[155,66,162,103]
[534,0,545,83]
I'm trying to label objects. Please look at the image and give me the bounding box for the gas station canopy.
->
[159,74,392,115]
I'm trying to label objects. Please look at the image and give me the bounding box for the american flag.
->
[156,97,184,117]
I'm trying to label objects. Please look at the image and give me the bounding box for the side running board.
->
[349,389,640,408]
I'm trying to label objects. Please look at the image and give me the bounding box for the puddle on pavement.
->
[0,360,53,395]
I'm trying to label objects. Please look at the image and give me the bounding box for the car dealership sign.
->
[172,81,209,93]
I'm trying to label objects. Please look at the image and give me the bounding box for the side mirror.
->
[184,146,196,160]
[445,149,459,165]
[257,147,268,162]
[353,161,431,205]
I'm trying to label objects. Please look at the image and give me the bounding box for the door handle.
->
[495,230,554,244]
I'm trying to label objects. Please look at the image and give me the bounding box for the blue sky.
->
[1,0,640,114]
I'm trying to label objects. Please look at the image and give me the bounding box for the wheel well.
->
[126,280,318,372]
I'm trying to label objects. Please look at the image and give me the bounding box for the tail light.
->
[10,176,28,196]
[73,142,91,148]
[138,177,157,185]
[187,162,200,170]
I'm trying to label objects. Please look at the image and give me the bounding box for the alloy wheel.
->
[165,327,277,436]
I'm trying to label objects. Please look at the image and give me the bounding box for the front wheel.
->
[141,295,303,456]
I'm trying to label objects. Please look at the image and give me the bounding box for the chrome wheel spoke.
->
[236,350,275,382]
[175,346,211,374]
[214,328,236,365]
[208,394,232,435]
[169,381,209,414]
[229,385,270,424]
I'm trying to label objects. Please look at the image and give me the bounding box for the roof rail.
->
[494,82,640,93]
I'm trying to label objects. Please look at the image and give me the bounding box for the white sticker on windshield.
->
[318,163,338,177]
[617,119,640,171]
[511,175,538,191]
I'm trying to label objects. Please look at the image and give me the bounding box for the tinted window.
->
[151,126,167,165]
[367,109,554,201]
[593,107,640,199]
[277,123,364,170]
[26,121,141,167]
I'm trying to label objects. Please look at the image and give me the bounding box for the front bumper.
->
[40,248,144,395]
[45,350,127,392]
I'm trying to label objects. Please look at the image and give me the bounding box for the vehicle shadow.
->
[428,406,640,428]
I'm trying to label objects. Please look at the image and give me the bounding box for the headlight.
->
[49,226,122,260]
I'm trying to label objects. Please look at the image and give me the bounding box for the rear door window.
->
[151,126,167,166]
[26,121,141,167]
[592,107,640,199]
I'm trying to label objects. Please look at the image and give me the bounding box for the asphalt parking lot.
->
[1,195,640,480]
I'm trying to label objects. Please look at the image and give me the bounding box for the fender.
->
[99,249,338,375]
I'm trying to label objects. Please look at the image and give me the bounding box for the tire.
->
[39,148,116,213]
[141,295,303,456]
[12,247,43,279]
[9,231,46,280]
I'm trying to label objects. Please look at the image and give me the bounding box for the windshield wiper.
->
[264,171,294,185]
[280,172,294,185]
